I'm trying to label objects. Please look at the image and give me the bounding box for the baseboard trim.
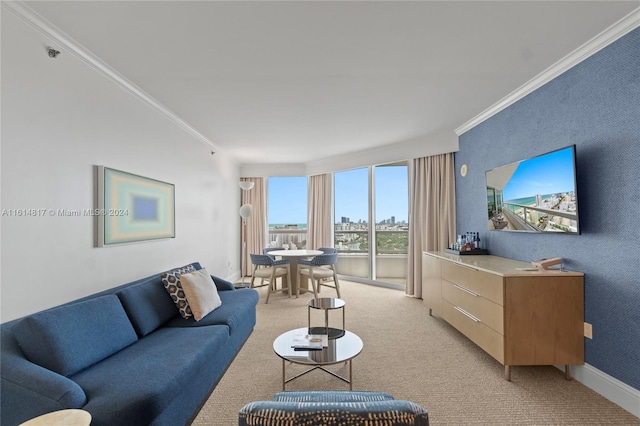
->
[226,272,242,284]
[557,364,640,418]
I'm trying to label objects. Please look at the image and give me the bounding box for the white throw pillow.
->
[179,268,222,321]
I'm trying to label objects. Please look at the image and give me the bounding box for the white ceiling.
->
[23,1,639,165]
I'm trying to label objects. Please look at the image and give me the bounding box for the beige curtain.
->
[241,177,265,277]
[307,173,332,249]
[406,153,456,297]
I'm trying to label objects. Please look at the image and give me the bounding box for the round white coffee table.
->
[273,327,363,390]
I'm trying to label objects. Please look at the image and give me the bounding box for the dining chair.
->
[298,253,341,299]
[250,254,291,303]
[313,248,337,287]
[263,247,284,260]
[318,247,337,254]
[263,248,294,286]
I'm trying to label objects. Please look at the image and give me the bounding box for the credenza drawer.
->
[441,299,504,364]
[441,261,503,305]
[441,280,504,335]
[423,252,585,380]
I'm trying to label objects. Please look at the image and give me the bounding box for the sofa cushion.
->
[161,264,197,319]
[164,288,258,334]
[71,325,230,425]
[116,274,179,337]
[12,295,138,377]
[179,268,222,321]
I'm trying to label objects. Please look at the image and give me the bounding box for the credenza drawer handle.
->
[455,263,478,272]
[453,284,479,297]
[454,306,481,322]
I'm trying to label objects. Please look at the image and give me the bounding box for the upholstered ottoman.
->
[238,390,429,425]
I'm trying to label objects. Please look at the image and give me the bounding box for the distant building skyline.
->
[268,166,408,226]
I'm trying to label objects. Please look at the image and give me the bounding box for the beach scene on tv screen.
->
[485,147,579,233]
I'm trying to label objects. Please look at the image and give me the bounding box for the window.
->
[375,164,408,253]
[374,164,408,285]
[334,168,369,254]
[267,177,308,249]
[334,163,408,286]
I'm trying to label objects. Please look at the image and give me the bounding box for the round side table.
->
[308,297,345,339]
[19,409,91,426]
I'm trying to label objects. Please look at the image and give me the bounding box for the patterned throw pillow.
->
[161,264,197,319]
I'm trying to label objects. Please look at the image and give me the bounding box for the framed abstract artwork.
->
[97,166,175,246]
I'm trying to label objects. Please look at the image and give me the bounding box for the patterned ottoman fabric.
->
[239,391,429,426]
[272,391,395,403]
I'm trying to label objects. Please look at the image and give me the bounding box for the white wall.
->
[1,11,241,322]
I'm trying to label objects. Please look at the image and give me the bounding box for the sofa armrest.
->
[238,400,429,426]
[1,330,87,425]
[210,275,235,291]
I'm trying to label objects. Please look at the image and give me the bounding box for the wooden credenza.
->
[422,251,584,381]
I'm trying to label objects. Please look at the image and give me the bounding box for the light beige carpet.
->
[193,281,639,425]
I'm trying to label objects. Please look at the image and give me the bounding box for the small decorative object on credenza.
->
[531,257,563,270]
[445,248,488,255]
[445,232,488,255]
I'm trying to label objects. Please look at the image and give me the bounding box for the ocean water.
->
[506,195,552,206]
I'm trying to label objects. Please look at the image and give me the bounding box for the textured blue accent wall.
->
[456,28,639,390]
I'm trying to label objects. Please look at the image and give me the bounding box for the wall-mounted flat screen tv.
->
[485,145,580,234]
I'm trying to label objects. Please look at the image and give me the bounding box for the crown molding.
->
[456,7,640,136]
[304,129,458,176]
[2,1,220,152]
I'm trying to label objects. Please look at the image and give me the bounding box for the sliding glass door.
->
[374,164,408,286]
[334,163,408,286]
[334,168,370,278]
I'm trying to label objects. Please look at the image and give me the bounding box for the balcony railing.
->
[335,230,368,253]
[335,229,408,254]
[375,230,409,254]
[268,228,308,249]
[502,202,578,233]
[268,228,408,286]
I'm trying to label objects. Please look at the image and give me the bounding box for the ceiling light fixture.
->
[239,181,254,191]
[47,47,61,58]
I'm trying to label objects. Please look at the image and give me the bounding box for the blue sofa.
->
[1,262,259,426]
[239,391,429,425]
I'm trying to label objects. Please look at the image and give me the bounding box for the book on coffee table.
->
[291,333,328,350]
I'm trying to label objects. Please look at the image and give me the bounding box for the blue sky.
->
[268,166,408,225]
[503,146,576,201]
[374,166,408,223]
[267,176,308,224]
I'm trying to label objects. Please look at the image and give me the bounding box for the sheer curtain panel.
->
[241,177,266,277]
[406,153,456,297]
[307,174,332,250]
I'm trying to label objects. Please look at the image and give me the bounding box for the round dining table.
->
[267,249,323,295]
